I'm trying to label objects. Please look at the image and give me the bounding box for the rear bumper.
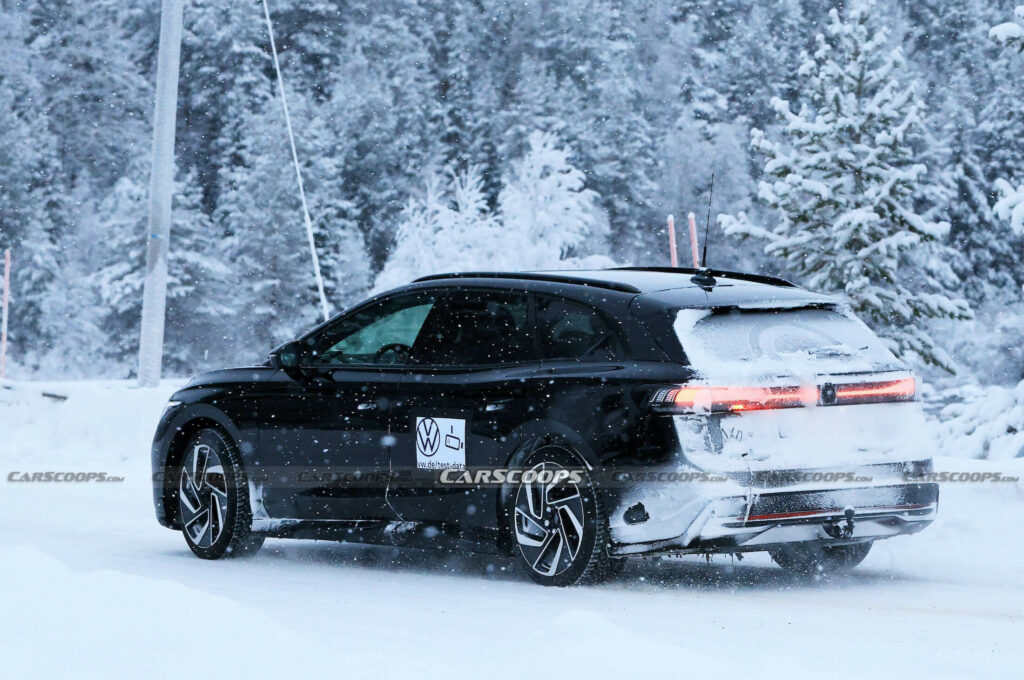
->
[610,482,938,557]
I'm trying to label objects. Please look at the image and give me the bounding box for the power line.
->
[261,0,330,322]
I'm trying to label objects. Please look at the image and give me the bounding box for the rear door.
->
[386,287,547,527]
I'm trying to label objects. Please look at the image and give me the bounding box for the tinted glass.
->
[535,295,623,361]
[308,293,439,366]
[413,290,536,366]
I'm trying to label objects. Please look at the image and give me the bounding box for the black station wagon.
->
[152,268,938,585]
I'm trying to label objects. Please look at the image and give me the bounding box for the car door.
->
[257,291,441,522]
[386,287,548,528]
[531,292,638,460]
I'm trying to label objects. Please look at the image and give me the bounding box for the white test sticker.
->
[415,417,466,470]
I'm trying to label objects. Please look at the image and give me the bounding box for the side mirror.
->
[269,341,304,370]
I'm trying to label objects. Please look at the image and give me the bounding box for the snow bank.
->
[934,381,1024,460]
[0,379,181,468]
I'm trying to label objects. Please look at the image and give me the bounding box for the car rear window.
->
[674,306,902,376]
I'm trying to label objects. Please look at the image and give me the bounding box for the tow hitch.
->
[823,507,856,539]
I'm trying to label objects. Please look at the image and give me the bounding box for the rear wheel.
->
[509,446,619,586]
[769,541,872,577]
[177,428,264,559]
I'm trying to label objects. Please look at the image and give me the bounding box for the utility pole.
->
[1,249,10,379]
[138,0,185,387]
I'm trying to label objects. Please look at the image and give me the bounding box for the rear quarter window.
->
[535,295,624,361]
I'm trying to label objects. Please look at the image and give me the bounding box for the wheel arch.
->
[159,406,245,530]
[494,418,602,554]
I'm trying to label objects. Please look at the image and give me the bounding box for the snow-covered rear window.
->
[674,306,901,378]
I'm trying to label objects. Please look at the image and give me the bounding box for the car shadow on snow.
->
[252,538,900,592]
[619,557,900,592]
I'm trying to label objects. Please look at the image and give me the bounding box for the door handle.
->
[485,400,512,412]
[357,402,377,411]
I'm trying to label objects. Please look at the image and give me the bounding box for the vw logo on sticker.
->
[416,417,441,457]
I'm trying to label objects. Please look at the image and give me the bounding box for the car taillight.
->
[667,384,816,413]
[652,377,915,414]
[832,377,916,404]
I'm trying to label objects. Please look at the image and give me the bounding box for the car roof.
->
[413,267,837,309]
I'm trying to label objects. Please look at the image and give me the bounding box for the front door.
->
[257,291,441,521]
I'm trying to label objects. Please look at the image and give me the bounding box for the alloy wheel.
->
[513,462,586,577]
[179,443,230,549]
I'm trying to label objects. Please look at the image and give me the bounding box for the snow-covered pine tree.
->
[24,0,152,191]
[375,131,615,292]
[990,6,1024,53]
[565,2,657,256]
[217,88,372,356]
[988,6,1024,259]
[321,14,437,268]
[721,2,971,371]
[373,165,504,292]
[921,45,1024,306]
[0,7,63,371]
[993,179,1024,238]
[499,131,612,268]
[934,3,1024,452]
[944,118,1020,301]
[93,167,233,375]
[491,0,658,257]
[177,0,270,213]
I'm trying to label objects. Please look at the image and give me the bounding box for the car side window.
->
[535,295,624,361]
[412,289,537,366]
[307,293,440,366]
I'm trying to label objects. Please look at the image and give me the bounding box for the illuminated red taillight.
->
[669,384,816,412]
[652,376,915,414]
[833,377,916,404]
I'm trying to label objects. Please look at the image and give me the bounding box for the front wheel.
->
[508,446,621,586]
[177,428,264,559]
[769,541,872,577]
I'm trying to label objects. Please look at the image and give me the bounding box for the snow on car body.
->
[151,267,937,584]
[613,287,936,560]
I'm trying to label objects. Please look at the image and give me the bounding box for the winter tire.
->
[177,428,264,559]
[509,445,619,586]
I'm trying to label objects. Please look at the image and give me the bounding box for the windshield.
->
[674,306,902,379]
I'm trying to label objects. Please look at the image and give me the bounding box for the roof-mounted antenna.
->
[691,172,717,288]
[701,172,714,268]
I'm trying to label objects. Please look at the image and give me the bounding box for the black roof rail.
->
[413,271,642,294]
[609,266,797,288]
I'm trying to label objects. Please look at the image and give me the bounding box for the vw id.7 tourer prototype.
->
[152,268,938,585]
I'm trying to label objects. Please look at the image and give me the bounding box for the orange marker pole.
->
[667,215,678,267]
[687,212,700,268]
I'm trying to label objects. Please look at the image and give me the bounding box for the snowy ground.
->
[1,380,1022,679]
